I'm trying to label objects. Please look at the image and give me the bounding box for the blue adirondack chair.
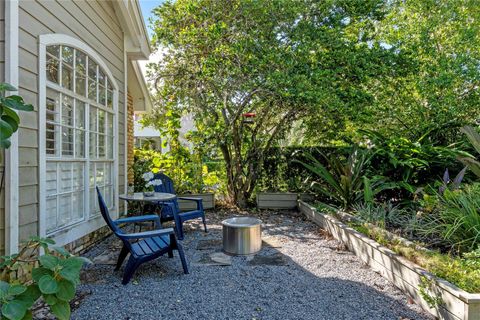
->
[152,173,207,240]
[96,187,188,285]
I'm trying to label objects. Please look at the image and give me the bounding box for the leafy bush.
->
[0,237,89,320]
[414,184,480,254]
[132,148,224,194]
[459,126,480,178]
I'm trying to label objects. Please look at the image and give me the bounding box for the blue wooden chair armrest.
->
[114,215,161,227]
[121,228,175,240]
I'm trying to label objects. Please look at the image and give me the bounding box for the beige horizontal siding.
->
[16,0,127,241]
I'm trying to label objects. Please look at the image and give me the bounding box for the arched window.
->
[39,34,118,235]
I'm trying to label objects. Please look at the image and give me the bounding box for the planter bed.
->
[256,192,299,209]
[178,193,215,210]
[298,200,480,320]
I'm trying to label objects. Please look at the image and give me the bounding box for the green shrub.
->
[414,184,480,254]
[0,237,90,320]
[132,148,224,194]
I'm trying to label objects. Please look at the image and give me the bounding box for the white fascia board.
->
[131,61,153,112]
[112,0,151,60]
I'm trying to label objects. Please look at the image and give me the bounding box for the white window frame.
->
[39,34,119,246]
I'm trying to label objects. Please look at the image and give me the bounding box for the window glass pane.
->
[107,113,114,135]
[62,63,74,91]
[89,108,97,131]
[108,136,114,159]
[96,163,105,185]
[98,110,105,133]
[75,101,85,129]
[62,46,74,66]
[75,130,85,158]
[47,45,60,58]
[106,90,113,108]
[105,163,112,185]
[89,164,95,187]
[73,163,84,190]
[89,133,97,158]
[88,60,97,79]
[88,60,98,101]
[75,51,86,75]
[90,188,97,215]
[99,85,106,105]
[72,191,84,221]
[76,75,86,96]
[46,162,57,196]
[46,197,57,232]
[105,186,113,209]
[46,90,60,156]
[46,55,59,84]
[60,163,72,192]
[61,95,73,126]
[58,194,71,227]
[62,126,74,156]
[98,135,105,157]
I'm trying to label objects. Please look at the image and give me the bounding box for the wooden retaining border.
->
[298,200,480,320]
[256,192,314,209]
[178,193,215,210]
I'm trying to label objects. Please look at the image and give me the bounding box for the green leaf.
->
[39,255,60,270]
[8,284,27,296]
[55,280,75,301]
[0,280,10,298]
[2,114,19,133]
[2,106,20,124]
[0,118,13,138]
[0,83,17,92]
[59,257,85,283]
[16,285,41,307]
[0,139,11,149]
[1,300,27,320]
[43,294,58,306]
[52,247,71,257]
[0,96,34,111]
[50,300,71,320]
[20,310,32,320]
[38,275,59,294]
[31,267,53,282]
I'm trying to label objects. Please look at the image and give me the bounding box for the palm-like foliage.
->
[296,148,368,209]
[459,126,480,178]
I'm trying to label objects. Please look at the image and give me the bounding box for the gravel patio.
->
[71,209,432,320]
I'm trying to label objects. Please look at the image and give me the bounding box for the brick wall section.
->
[127,92,134,184]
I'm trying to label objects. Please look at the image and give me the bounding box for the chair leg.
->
[202,215,208,233]
[115,245,129,271]
[168,248,174,258]
[122,256,139,285]
[176,241,189,274]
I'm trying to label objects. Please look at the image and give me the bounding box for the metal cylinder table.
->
[222,217,262,255]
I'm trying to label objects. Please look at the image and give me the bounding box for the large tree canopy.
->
[146,0,403,206]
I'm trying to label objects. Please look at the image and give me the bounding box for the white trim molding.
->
[4,0,20,255]
[38,34,120,246]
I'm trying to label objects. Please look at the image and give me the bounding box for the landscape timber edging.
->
[298,200,480,320]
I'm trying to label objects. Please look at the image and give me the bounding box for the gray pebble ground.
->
[71,209,433,320]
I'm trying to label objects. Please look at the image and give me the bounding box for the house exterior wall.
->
[15,0,127,246]
[0,0,5,254]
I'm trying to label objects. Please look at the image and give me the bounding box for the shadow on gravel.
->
[71,212,430,320]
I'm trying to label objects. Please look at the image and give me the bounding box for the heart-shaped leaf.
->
[8,284,27,296]
[38,275,58,294]
[1,300,27,320]
[32,267,53,282]
[55,280,75,301]
[50,300,70,320]
[39,255,60,270]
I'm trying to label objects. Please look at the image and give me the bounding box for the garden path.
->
[71,208,432,320]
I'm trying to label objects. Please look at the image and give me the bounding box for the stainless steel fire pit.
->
[222,217,262,255]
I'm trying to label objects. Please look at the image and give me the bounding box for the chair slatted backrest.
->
[96,186,122,236]
[153,173,176,194]
[152,173,180,213]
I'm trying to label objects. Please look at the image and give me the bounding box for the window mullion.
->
[85,102,90,219]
